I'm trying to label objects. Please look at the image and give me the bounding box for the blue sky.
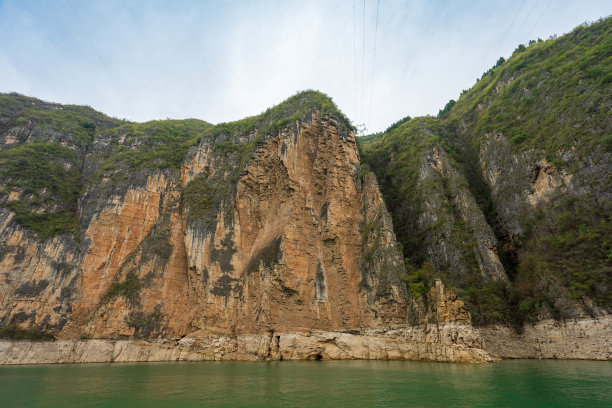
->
[0,0,609,132]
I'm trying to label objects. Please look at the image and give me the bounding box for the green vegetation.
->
[445,17,611,155]
[0,142,79,198]
[5,203,79,241]
[200,90,353,170]
[402,262,434,299]
[360,17,612,325]
[356,116,412,149]
[0,142,81,240]
[384,116,412,133]
[360,117,445,267]
[183,170,236,227]
[96,119,211,175]
[0,93,213,239]
[360,117,502,323]
[0,93,121,239]
[103,272,142,305]
[361,214,382,265]
[510,195,611,320]
[202,90,354,144]
[458,281,509,325]
[438,99,456,118]
[0,325,55,341]
[0,93,120,145]
[126,305,163,339]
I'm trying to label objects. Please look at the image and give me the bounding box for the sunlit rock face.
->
[180,110,408,335]
[0,107,408,341]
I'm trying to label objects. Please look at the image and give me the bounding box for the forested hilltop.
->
[360,17,611,325]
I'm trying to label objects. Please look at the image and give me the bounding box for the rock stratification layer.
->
[179,110,407,335]
[0,96,408,346]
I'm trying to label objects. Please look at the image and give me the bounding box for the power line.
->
[367,0,380,128]
[499,0,527,54]
[353,0,357,121]
[524,0,553,43]
[488,0,527,64]
[508,0,539,53]
[361,0,366,125]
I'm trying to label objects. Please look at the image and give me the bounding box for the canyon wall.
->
[2,313,609,364]
[1,15,610,365]
[179,111,407,336]
[0,99,409,346]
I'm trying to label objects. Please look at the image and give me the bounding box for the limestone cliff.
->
[178,108,407,336]
[0,92,407,345]
[416,147,506,282]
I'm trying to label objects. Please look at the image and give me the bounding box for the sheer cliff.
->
[0,91,407,341]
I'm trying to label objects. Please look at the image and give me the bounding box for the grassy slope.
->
[360,17,611,324]
[90,118,212,184]
[199,89,353,155]
[446,17,612,322]
[0,94,120,239]
[0,93,210,239]
[446,17,611,155]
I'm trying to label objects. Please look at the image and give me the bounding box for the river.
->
[1,360,610,407]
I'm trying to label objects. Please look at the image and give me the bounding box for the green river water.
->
[0,360,610,407]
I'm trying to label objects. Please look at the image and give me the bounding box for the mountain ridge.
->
[359,16,611,326]
[0,18,610,362]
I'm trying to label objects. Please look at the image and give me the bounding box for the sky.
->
[0,1,609,133]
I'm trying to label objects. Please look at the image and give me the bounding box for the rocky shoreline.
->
[478,315,612,360]
[1,315,609,365]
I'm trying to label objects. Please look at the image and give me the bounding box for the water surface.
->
[1,360,610,407]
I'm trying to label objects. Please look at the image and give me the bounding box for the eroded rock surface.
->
[0,109,408,347]
[179,111,407,335]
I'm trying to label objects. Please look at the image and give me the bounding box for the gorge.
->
[0,17,610,364]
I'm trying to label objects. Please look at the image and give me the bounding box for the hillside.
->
[360,17,611,325]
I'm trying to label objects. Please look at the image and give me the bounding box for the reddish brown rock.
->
[181,112,407,335]
[1,110,408,343]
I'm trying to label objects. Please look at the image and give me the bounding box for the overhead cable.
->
[367,0,380,127]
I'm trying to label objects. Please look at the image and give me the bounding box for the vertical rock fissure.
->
[314,260,327,303]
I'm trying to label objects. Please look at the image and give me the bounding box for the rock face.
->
[178,110,407,335]
[478,315,612,360]
[0,94,408,348]
[1,93,501,363]
[417,147,507,282]
[475,131,611,319]
[0,324,496,364]
[0,209,81,333]
[429,279,471,323]
[2,314,609,364]
[360,18,611,327]
[2,21,611,365]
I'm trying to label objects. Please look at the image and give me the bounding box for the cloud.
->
[0,0,609,132]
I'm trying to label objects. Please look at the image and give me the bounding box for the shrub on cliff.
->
[0,325,55,341]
